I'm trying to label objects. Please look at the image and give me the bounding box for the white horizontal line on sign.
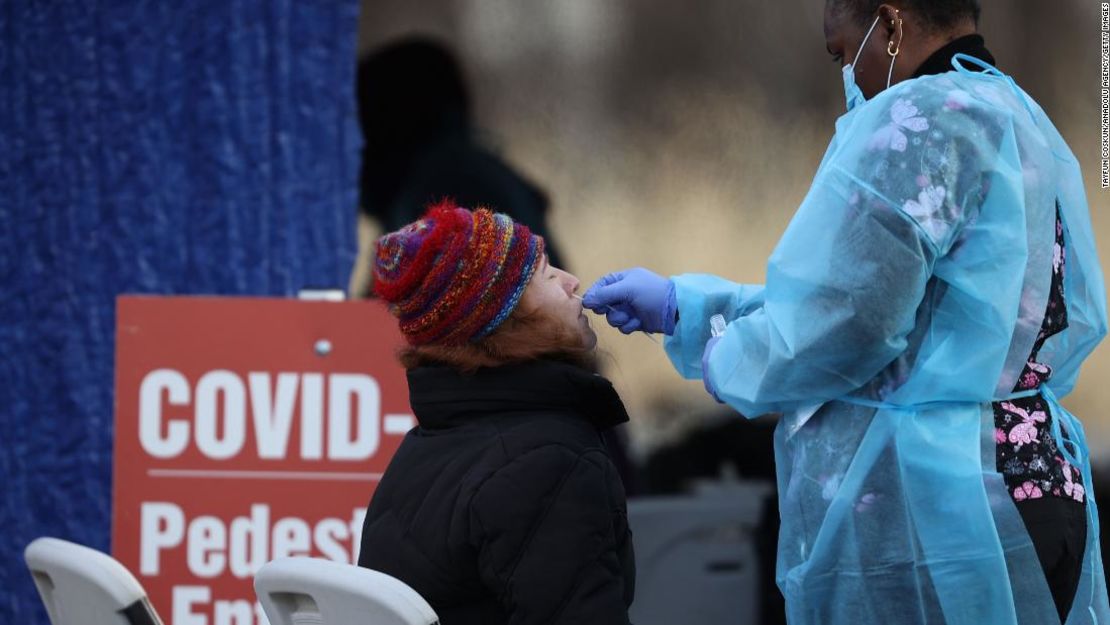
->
[383,413,416,434]
[147,469,384,481]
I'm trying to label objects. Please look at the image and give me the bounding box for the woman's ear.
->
[879,4,904,48]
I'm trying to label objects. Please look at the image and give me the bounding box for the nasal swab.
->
[573,294,660,344]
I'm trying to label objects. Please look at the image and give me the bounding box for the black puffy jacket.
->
[358,360,635,624]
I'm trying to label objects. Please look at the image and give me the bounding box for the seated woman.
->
[358,202,635,625]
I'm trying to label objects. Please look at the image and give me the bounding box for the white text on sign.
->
[138,370,393,460]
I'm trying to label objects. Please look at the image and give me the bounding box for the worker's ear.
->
[878,5,904,58]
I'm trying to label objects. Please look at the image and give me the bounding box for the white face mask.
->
[842,15,883,112]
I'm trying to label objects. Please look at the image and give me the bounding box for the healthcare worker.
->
[584,1,1109,623]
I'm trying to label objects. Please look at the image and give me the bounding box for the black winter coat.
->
[358,360,635,625]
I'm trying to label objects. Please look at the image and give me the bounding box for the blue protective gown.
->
[665,56,1110,624]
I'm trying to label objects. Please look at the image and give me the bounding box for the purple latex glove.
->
[582,268,677,335]
[702,336,723,403]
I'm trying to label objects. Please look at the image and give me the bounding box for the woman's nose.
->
[565,273,580,295]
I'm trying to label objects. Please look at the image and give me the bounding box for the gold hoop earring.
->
[887,11,903,58]
[885,11,902,88]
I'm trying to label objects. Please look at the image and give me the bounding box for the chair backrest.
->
[255,557,440,625]
[24,537,163,625]
[627,483,771,625]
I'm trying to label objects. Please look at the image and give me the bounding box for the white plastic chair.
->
[255,557,440,625]
[627,482,771,625]
[24,537,163,625]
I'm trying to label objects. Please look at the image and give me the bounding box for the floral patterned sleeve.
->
[836,77,1008,255]
[689,77,1012,414]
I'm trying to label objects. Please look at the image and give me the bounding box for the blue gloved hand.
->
[582,268,677,335]
[702,336,723,403]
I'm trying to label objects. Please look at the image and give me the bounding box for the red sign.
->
[112,296,412,625]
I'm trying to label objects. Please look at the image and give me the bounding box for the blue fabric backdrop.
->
[0,1,361,620]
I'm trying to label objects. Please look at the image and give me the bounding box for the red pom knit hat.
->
[373,201,545,346]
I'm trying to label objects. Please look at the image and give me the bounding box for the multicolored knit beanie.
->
[373,201,545,346]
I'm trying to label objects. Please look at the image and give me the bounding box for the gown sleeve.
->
[665,80,1008,416]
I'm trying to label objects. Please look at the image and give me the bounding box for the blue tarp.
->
[0,1,360,620]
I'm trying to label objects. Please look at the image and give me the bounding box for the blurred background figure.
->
[348,37,566,297]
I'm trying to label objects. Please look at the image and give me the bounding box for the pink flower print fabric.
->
[1000,401,1046,448]
[868,99,930,152]
[858,88,995,253]
[1018,362,1050,391]
[1062,460,1085,502]
[903,185,949,243]
[993,208,1083,506]
[1014,481,1043,502]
